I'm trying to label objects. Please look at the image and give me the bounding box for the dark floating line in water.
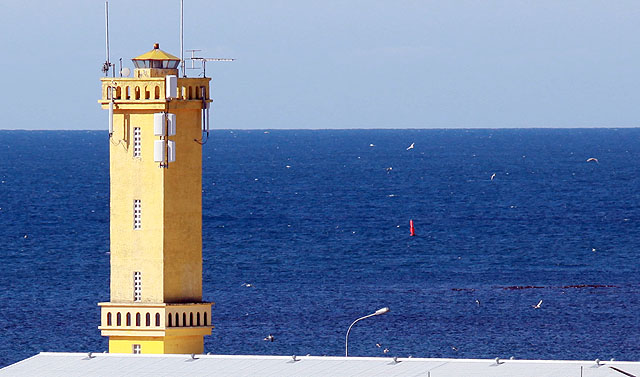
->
[561,284,618,289]
[501,284,618,290]
[501,285,547,290]
[449,284,619,292]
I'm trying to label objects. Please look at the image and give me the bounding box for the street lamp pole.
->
[345,307,390,357]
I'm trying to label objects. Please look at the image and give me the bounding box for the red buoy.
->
[410,219,415,236]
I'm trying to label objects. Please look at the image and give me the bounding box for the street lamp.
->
[345,307,390,357]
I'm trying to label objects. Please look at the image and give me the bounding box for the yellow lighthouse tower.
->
[98,43,213,354]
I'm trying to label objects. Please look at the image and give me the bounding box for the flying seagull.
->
[264,334,275,342]
[586,157,599,163]
[532,300,543,309]
[406,143,415,150]
[490,173,496,181]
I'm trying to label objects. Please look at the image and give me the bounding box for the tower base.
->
[99,302,213,354]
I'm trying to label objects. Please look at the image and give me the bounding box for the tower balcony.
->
[99,77,211,111]
[98,302,213,337]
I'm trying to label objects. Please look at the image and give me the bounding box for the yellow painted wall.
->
[109,336,166,354]
[110,110,165,302]
[163,336,204,354]
[109,335,204,354]
[163,106,203,303]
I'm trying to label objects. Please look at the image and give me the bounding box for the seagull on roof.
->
[406,143,415,150]
[586,157,599,163]
[532,300,543,309]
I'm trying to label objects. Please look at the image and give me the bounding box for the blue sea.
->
[1,128,640,368]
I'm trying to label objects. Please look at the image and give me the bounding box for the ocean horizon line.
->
[1,126,639,132]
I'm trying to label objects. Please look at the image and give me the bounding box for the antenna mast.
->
[180,0,185,77]
[104,0,114,137]
[102,1,112,76]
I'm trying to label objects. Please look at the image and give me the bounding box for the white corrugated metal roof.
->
[1,353,639,377]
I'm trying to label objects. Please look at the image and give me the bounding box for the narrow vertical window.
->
[183,313,187,327]
[196,312,201,326]
[190,313,193,327]
[155,313,161,327]
[133,200,141,229]
[126,313,131,326]
[146,313,151,326]
[204,312,208,326]
[107,312,112,326]
[117,312,122,326]
[136,313,141,326]
[132,344,141,354]
[168,314,172,327]
[133,271,142,301]
[133,127,141,158]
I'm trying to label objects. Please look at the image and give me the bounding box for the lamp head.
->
[374,307,390,316]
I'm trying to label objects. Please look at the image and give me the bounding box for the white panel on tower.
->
[154,140,165,162]
[154,113,166,136]
[165,75,178,99]
[167,140,176,163]
[167,113,176,136]
[108,101,114,134]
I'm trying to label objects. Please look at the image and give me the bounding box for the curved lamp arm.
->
[345,307,390,357]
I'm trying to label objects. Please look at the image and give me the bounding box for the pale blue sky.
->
[1,1,639,130]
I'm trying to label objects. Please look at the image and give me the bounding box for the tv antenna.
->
[185,49,234,77]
